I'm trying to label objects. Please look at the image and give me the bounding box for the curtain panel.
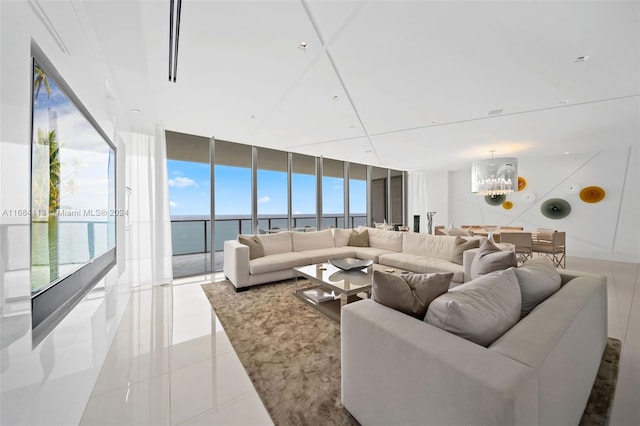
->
[120,128,173,286]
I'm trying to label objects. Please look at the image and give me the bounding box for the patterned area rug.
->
[201,279,620,426]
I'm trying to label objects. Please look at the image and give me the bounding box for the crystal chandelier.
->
[471,151,518,196]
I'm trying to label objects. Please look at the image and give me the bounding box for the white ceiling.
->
[40,0,640,171]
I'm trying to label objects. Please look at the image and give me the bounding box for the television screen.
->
[30,53,116,331]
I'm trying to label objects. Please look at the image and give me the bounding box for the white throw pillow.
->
[514,257,561,317]
[425,268,522,347]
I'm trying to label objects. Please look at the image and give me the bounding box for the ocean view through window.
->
[166,135,403,278]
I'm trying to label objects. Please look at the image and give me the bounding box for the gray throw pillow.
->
[514,257,561,317]
[449,237,480,265]
[470,239,517,280]
[238,235,265,260]
[372,271,453,319]
[425,268,522,347]
[349,229,369,247]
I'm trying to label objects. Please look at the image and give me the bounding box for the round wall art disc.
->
[580,186,605,203]
[502,201,514,210]
[485,194,506,206]
[517,176,527,191]
[540,198,572,219]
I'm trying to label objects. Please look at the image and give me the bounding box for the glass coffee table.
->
[293,262,405,323]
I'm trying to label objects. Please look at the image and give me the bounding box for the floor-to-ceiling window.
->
[214,140,252,270]
[166,133,406,276]
[166,131,212,278]
[371,166,388,225]
[349,163,367,228]
[322,158,345,229]
[390,169,404,226]
[257,148,288,232]
[292,153,316,230]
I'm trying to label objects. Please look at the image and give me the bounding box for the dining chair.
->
[499,232,533,263]
[532,230,566,268]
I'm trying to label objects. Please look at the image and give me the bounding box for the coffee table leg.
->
[340,292,348,307]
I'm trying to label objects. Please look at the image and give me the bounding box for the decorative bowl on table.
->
[329,257,373,271]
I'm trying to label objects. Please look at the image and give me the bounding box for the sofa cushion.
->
[402,233,458,260]
[256,231,293,256]
[514,257,562,317]
[449,237,480,265]
[470,239,517,280]
[378,253,464,283]
[291,229,335,251]
[372,271,453,319]
[351,247,396,263]
[333,228,352,247]
[249,252,310,274]
[298,247,357,264]
[367,227,403,251]
[238,235,265,260]
[425,268,522,347]
[349,229,370,247]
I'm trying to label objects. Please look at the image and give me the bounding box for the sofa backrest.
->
[291,229,335,251]
[402,233,457,260]
[256,231,293,255]
[332,228,352,247]
[366,227,403,252]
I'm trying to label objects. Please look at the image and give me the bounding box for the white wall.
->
[411,147,639,263]
[1,2,132,424]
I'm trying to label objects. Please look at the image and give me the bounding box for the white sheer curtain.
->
[120,128,173,286]
[407,171,429,232]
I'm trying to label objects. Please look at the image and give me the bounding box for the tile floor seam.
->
[173,390,256,426]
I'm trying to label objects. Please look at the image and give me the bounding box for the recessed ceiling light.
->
[130,109,141,114]
[364,150,372,153]
[349,124,356,129]
[560,99,570,104]
[430,120,438,124]
[488,108,503,116]
[250,114,256,119]
[298,42,308,50]
[332,95,339,101]
[564,151,571,155]
[574,56,590,63]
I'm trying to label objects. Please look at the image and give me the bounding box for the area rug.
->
[201,279,621,426]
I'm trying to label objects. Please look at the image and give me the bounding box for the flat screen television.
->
[30,43,116,333]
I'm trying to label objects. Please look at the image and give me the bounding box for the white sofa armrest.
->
[341,300,538,426]
[223,240,250,289]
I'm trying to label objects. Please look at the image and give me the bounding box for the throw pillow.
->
[425,268,522,347]
[238,235,265,260]
[349,229,369,247]
[514,257,561,317]
[442,227,474,237]
[372,271,453,319]
[470,239,517,280]
[449,236,480,265]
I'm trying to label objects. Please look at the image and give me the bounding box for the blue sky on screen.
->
[168,160,366,216]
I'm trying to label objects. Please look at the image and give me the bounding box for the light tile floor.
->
[81,257,640,425]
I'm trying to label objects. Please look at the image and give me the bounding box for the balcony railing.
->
[170,214,367,256]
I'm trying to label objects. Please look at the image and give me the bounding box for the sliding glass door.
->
[165,131,212,278]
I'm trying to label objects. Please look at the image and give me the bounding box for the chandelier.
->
[471,151,518,196]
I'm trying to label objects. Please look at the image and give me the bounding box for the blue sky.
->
[167,160,366,217]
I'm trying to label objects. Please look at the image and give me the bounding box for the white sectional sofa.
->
[341,269,608,426]
[223,228,478,290]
